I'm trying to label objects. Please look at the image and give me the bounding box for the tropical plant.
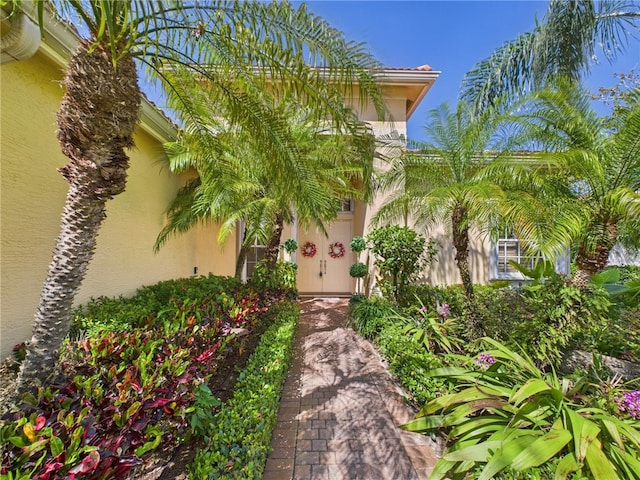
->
[349,296,397,340]
[15,0,384,393]
[373,100,519,304]
[403,338,640,480]
[461,0,640,114]
[366,225,439,303]
[511,81,640,286]
[154,95,376,274]
[1,278,285,478]
[396,296,461,354]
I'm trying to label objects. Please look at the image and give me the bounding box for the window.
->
[339,199,353,213]
[490,228,572,281]
[491,229,543,280]
[245,243,265,280]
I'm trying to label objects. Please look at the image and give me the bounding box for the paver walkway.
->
[264,297,439,480]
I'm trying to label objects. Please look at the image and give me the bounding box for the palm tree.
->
[462,0,640,114]
[154,92,376,277]
[373,101,515,306]
[512,80,640,286]
[16,0,384,393]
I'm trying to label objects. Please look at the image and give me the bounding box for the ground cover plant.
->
[189,302,298,479]
[0,275,289,479]
[350,265,640,479]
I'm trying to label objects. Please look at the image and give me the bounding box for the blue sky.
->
[301,0,640,141]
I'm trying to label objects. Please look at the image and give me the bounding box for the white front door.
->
[297,218,353,295]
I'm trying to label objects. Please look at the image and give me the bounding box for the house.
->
[1,6,444,359]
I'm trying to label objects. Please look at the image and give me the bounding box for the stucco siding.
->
[0,51,221,359]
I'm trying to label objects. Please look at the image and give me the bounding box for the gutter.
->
[0,7,40,64]
[0,5,176,142]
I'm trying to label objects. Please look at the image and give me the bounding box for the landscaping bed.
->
[349,273,640,480]
[0,275,297,480]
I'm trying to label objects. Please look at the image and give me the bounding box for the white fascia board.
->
[375,69,441,85]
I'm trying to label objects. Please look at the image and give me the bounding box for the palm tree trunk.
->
[17,40,140,393]
[263,210,285,267]
[235,227,250,279]
[572,221,618,287]
[451,205,484,340]
[451,205,474,299]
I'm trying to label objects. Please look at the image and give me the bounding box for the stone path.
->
[264,297,439,480]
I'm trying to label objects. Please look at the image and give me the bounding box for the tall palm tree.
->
[154,91,376,276]
[462,0,640,114]
[16,0,384,393]
[373,102,520,338]
[512,80,640,286]
[373,101,516,302]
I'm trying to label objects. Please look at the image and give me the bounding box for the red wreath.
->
[328,241,345,259]
[301,241,317,258]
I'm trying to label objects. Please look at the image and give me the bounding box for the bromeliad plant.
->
[403,338,640,480]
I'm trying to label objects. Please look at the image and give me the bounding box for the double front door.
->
[297,218,352,295]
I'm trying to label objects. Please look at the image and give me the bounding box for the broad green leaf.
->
[510,378,552,405]
[450,415,508,438]
[428,459,458,480]
[402,414,444,432]
[443,398,508,426]
[566,409,600,462]
[554,453,580,480]
[510,429,572,471]
[50,435,64,458]
[600,418,624,447]
[585,440,620,480]
[477,436,533,480]
[444,440,505,462]
[613,448,640,480]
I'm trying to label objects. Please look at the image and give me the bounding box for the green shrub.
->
[474,277,611,368]
[366,225,439,303]
[2,278,282,479]
[283,238,298,254]
[349,236,366,253]
[375,324,448,406]
[189,302,298,479]
[69,274,239,338]
[349,296,396,340]
[250,260,297,298]
[349,262,368,278]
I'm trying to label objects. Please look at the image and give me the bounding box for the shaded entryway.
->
[264,298,438,479]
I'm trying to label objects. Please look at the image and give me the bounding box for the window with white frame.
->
[491,229,544,280]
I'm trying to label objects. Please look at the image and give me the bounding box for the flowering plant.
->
[328,241,345,259]
[301,241,316,258]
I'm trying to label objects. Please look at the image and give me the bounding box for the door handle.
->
[323,260,327,275]
[319,259,323,277]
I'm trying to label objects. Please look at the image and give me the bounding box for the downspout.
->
[1,8,41,64]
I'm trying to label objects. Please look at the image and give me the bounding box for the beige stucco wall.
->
[420,224,491,286]
[0,51,227,359]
